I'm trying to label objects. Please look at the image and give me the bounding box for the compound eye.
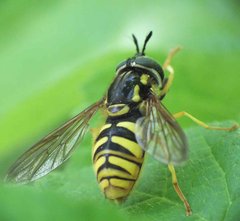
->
[135,57,158,69]
[134,56,164,81]
[116,60,128,73]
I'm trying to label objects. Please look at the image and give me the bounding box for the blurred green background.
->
[0,0,239,220]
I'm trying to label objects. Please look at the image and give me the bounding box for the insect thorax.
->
[106,69,160,118]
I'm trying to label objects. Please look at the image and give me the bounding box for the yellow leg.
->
[173,111,239,131]
[160,65,174,96]
[160,47,182,97]
[168,163,192,216]
[163,46,182,70]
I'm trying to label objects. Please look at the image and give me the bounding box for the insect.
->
[5,31,238,216]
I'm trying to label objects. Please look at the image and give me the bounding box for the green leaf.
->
[1,122,239,221]
[0,184,128,221]
[123,122,240,221]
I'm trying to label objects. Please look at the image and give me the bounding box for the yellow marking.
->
[104,185,129,200]
[97,168,133,182]
[116,121,136,133]
[132,85,141,102]
[107,104,130,116]
[93,149,144,164]
[91,124,111,145]
[138,101,146,114]
[99,124,111,134]
[109,156,139,178]
[111,136,143,158]
[110,178,134,189]
[140,74,149,85]
[150,83,161,97]
[93,156,106,174]
[99,179,109,190]
[93,136,108,155]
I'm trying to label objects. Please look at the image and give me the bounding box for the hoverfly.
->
[6,31,237,216]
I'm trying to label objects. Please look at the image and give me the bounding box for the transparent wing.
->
[136,96,188,165]
[5,99,104,184]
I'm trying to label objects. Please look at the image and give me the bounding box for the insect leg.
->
[162,46,182,70]
[160,47,181,97]
[168,163,192,216]
[173,111,239,131]
[160,65,174,97]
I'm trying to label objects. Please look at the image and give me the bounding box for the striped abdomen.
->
[92,115,144,202]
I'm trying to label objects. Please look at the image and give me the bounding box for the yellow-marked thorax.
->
[106,71,154,108]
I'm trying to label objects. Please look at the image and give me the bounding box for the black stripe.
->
[96,124,136,143]
[93,141,135,160]
[99,176,136,183]
[106,108,142,123]
[96,153,143,167]
[97,157,131,176]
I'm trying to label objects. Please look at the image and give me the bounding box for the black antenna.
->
[142,31,153,55]
[132,34,140,54]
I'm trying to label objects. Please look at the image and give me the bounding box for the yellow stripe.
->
[99,179,109,190]
[111,136,143,158]
[116,121,136,133]
[132,85,141,102]
[97,168,133,182]
[104,186,129,200]
[93,156,106,174]
[93,136,108,154]
[108,156,140,177]
[93,149,144,164]
[110,178,134,189]
[99,123,111,134]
